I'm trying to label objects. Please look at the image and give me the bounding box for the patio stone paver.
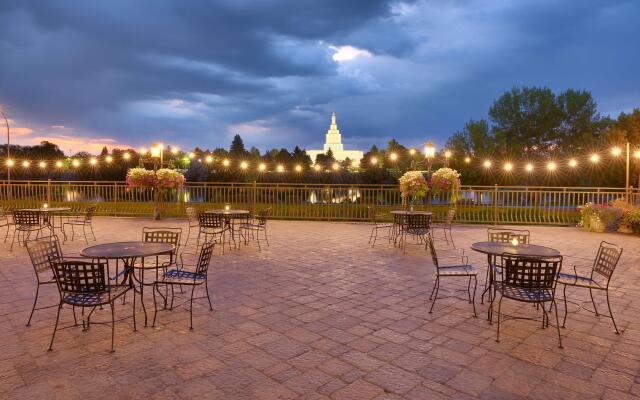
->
[1,217,640,399]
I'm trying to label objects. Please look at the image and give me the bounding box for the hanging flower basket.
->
[126,168,185,220]
[399,171,429,210]
[429,167,462,204]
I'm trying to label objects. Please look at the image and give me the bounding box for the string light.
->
[332,162,340,171]
[22,160,30,168]
[611,147,622,157]
[313,164,321,171]
[276,164,284,172]
[483,160,491,169]
[444,150,452,158]
[370,157,378,165]
[547,162,557,171]
[55,161,63,168]
[503,162,513,172]
[171,147,179,155]
[568,158,578,168]
[295,164,302,172]
[123,152,131,160]
[258,163,266,172]
[188,152,195,159]
[464,157,471,163]
[634,150,640,159]
[409,148,416,155]
[39,161,46,169]
[525,163,534,172]
[72,159,80,168]
[204,155,212,163]
[389,152,398,161]
[240,161,248,170]
[590,154,600,163]
[222,158,230,167]
[6,159,14,167]
[139,147,147,155]
[89,158,97,166]
[106,155,113,163]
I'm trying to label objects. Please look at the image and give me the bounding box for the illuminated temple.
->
[306,112,363,165]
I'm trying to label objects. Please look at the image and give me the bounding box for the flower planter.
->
[589,215,605,232]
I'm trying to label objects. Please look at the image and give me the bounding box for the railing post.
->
[252,180,257,215]
[493,184,498,226]
[47,179,51,204]
[113,182,118,217]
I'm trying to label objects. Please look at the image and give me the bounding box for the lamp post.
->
[424,140,435,176]
[1,110,10,200]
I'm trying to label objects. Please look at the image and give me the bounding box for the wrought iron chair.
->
[198,212,231,253]
[490,253,563,348]
[482,228,532,303]
[1,206,16,243]
[431,208,456,247]
[152,240,215,330]
[11,210,51,250]
[184,206,200,244]
[25,236,68,327]
[367,206,393,247]
[557,241,623,334]
[49,259,132,352]
[62,204,97,244]
[427,237,478,316]
[399,213,432,254]
[142,227,183,269]
[240,208,271,250]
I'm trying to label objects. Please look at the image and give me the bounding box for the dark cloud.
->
[0,0,638,152]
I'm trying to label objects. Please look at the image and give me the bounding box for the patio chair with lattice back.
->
[11,210,51,250]
[399,213,432,254]
[49,258,132,352]
[427,237,478,317]
[25,235,77,327]
[62,204,97,244]
[1,206,16,243]
[557,241,623,334]
[142,227,182,270]
[185,206,200,245]
[240,208,271,250]
[482,228,531,303]
[490,253,563,348]
[152,240,215,330]
[198,212,231,253]
[367,206,393,247]
[431,208,457,247]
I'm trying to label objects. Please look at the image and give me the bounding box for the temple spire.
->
[331,111,336,126]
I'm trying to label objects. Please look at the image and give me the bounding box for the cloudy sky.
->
[0,0,638,154]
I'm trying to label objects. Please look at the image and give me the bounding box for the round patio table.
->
[81,241,175,328]
[471,241,560,320]
[206,209,251,248]
[20,207,71,235]
[390,210,433,246]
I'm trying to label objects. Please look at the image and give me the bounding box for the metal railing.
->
[0,180,637,225]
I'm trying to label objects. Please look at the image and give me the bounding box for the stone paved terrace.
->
[1,217,640,400]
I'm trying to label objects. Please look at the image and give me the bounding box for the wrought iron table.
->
[206,209,251,248]
[20,207,71,236]
[81,241,175,328]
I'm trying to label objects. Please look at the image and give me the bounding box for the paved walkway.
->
[1,218,639,399]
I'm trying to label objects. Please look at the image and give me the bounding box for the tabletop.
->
[206,209,250,216]
[470,241,561,257]
[390,210,433,216]
[81,241,175,259]
[20,207,71,212]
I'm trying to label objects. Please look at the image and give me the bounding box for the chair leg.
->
[589,288,599,316]
[552,300,563,348]
[471,275,477,317]
[264,227,269,247]
[26,284,40,327]
[109,301,116,353]
[189,285,196,330]
[562,284,568,328]
[82,225,88,245]
[10,228,18,251]
[89,224,96,241]
[205,280,213,311]
[467,276,472,302]
[606,290,620,334]
[429,276,440,314]
[152,283,158,327]
[48,303,63,351]
[495,295,503,342]
[368,226,375,245]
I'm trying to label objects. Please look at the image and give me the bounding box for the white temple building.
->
[306,112,364,164]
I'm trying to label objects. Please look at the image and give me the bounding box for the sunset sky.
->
[0,0,638,154]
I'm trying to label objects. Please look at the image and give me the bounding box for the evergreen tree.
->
[229,134,247,159]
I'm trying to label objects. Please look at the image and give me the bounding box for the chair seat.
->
[240,223,265,230]
[557,273,602,289]
[406,228,430,235]
[162,268,206,284]
[373,223,393,229]
[495,282,553,302]
[64,220,87,225]
[63,285,129,306]
[438,265,477,276]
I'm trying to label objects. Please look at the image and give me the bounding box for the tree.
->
[229,134,248,159]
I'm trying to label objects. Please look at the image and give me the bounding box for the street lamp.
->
[1,109,10,199]
[424,140,436,175]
